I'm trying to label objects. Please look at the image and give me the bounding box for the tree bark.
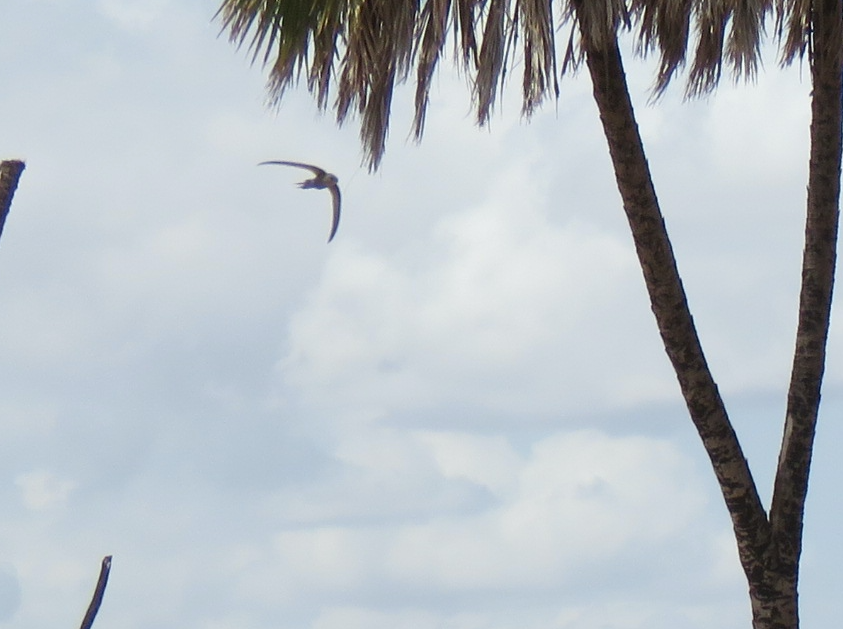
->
[758,1,843,628]
[578,2,843,619]
[0,159,25,244]
[579,31,773,573]
[572,12,812,628]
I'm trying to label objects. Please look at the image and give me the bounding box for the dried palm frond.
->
[335,0,419,168]
[413,0,453,139]
[687,0,773,96]
[632,0,694,93]
[560,0,630,74]
[630,0,774,96]
[475,0,514,125]
[519,0,560,117]
[217,0,824,169]
[777,0,843,71]
[776,0,813,63]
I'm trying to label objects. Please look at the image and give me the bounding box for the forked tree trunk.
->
[573,9,842,627]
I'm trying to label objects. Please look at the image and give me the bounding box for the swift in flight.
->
[259,161,341,243]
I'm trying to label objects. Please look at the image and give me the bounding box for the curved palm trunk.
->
[574,16,840,629]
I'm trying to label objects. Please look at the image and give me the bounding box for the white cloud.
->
[0,563,21,622]
[313,608,450,629]
[384,431,702,589]
[308,603,744,629]
[266,430,704,595]
[15,470,76,510]
[278,161,675,419]
[97,0,169,29]
[417,431,521,496]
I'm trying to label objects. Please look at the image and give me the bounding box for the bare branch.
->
[0,159,25,245]
[79,556,113,629]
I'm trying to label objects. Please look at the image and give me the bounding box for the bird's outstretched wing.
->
[327,185,341,243]
[258,160,326,177]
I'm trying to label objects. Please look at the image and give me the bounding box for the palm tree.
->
[216,1,842,627]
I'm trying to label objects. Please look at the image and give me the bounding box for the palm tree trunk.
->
[576,22,808,629]
[758,1,843,627]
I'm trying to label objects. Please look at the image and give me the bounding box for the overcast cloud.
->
[1,1,841,629]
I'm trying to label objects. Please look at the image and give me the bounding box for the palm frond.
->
[776,0,812,63]
[631,0,694,94]
[217,0,819,169]
[686,0,773,96]
[518,0,560,116]
[475,0,511,125]
[560,0,629,73]
[413,0,452,140]
[335,0,419,169]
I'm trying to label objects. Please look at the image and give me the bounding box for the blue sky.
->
[1,1,842,628]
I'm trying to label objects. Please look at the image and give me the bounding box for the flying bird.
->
[259,161,341,243]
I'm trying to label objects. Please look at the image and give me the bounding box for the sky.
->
[1,1,842,628]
